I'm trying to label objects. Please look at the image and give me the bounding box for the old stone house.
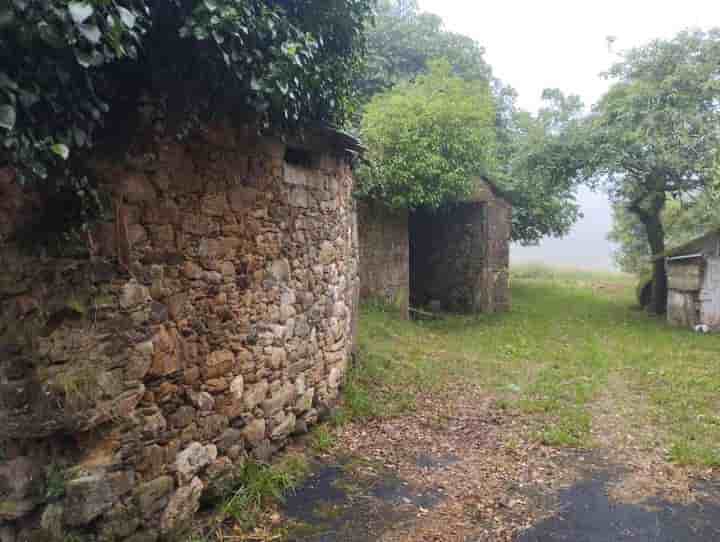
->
[664,228,720,330]
[0,118,362,541]
[358,177,512,317]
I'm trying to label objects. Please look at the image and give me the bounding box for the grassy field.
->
[345,264,720,467]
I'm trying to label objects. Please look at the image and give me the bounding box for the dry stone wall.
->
[409,183,511,313]
[357,202,409,318]
[0,121,359,542]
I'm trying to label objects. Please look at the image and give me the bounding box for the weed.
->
[220,455,309,528]
[45,463,67,500]
[310,425,336,453]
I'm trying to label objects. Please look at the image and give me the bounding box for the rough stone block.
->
[64,470,135,526]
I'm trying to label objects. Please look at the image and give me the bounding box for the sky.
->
[418,0,720,270]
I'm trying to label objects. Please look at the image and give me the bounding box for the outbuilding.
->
[664,228,720,330]
[358,177,512,317]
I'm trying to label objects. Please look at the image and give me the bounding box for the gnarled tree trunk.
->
[631,192,668,315]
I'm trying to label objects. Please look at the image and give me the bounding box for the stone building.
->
[0,118,361,541]
[358,177,512,317]
[664,228,720,330]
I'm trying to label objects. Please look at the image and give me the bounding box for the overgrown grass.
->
[217,455,310,529]
[353,265,720,466]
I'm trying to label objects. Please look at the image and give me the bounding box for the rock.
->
[0,456,41,501]
[230,375,244,400]
[270,412,296,441]
[183,261,203,280]
[0,526,16,542]
[204,350,235,379]
[169,405,196,429]
[188,390,215,411]
[241,419,266,447]
[120,281,150,309]
[135,476,174,517]
[175,442,217,485]
[243,380,269,410]
[261,382,296,416]
[319,241,335,264]
[268,259,291,282]
[160,477,204,533]
[216,428,244,453]
[40,503,64,537]
[0,456,42,520]
[64,470,134,526]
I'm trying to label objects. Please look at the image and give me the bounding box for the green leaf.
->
[0,104,15,131]
[51,143,70,160]
[68,2,94,24]
[117,7,136,29]
[78,24,102,44]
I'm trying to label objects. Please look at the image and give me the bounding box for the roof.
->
[656,227,720,260]
[288,123,366,158]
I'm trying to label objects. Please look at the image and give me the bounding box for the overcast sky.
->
[418,0,720,270]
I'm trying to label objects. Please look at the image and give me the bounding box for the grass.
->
[351,264,720,466]
[219,455,310,528]
[310,425,336,453]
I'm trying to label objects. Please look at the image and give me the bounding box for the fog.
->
[511,187,618,271]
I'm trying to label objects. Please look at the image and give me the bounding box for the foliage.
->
[499,88,591,243]
[578,29,720,311]
[357,1,584,244]
[358,0,492,99]
[45,463,67,500]
[0,0,373,243]
[357,60,497,209]
[310,425,336,453]
[220,456,309,527]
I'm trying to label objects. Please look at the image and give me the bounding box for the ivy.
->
[0,0,373,189]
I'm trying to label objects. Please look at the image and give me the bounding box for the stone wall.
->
[357,202,409,318]
[409,182,511,313]
[0,120,359,541]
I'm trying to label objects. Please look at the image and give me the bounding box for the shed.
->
[358,177,512,317]
[663,228,720,330]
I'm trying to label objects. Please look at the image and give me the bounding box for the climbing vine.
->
[0,0,373,183]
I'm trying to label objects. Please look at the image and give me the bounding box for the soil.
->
[280,384,720,541]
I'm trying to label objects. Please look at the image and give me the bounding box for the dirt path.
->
[280,383,720,541]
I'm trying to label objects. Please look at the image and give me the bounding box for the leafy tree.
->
[358,0,492,99]
[358,1,585,244]
[609,188,720,274]
[0,0,373,189]
[580,29,720,313]
[499,88,591,243]
[357,60,497,209]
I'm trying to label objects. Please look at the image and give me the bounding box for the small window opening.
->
[284,146,314,168]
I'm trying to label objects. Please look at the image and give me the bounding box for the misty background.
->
[417,0,720,272]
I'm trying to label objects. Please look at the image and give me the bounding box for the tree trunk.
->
[642,211,668,315]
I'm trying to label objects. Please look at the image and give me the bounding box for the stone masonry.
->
[357,202,409,318]
[410,180,511,313]
[0,119,360,541]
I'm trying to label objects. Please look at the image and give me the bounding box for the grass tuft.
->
[220,455,309,528]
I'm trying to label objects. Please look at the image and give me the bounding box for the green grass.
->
[310,425,336,453]
[353,265,720,466]
[218,455,310,528]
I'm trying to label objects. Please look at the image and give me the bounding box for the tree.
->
[609,188,720,274]
[581,29,720,313]
[499,88,591,243]
[357,1,585,244]
[358,0,492,100]
[357,60,497,209]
